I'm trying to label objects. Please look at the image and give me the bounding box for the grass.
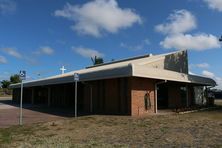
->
[0,105,222,147]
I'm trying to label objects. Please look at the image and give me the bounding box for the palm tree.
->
[1,80,11,88]
[91,56,104,65]
[10,74,21,84]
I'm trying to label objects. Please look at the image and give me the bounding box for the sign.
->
[73,73,79,118]
[74,73,79,81]
[19,70,26,80]
[19,70,26,125]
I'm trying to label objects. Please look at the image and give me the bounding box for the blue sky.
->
[0,0,221,88]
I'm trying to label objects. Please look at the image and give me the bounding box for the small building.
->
[10,50,216,116]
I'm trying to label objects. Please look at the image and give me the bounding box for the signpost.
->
[74,73,79,118]
[19,70,26,125]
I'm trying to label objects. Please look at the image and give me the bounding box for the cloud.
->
[156,9,221,51]
[204,0,222,12]
[34,46,54,55]
[0,0,16,15]
[72,47,104,58]
[202,70,222,89]
[190,63,210,68]
[195,63,210,68]
[155,10,197,35]
[0,55,7,64]
[1,47,22,59]
[160,34,221,51]
[120,38,150,51]
[54,0,142,37]
[215,77,222,89]
[202,70,215,78]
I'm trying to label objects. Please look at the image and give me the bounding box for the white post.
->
[155,84,158,114]
[75,81,77,117]
[19,80,23,125]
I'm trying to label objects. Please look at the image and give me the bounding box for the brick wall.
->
[130,77,156,116]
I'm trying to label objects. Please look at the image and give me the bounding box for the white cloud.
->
[35,46,54,55]
[0,55,7,64]
[190,63,210,69]
[202,70,222,89]
[204,0,222,12]
[54,0,142,37]
[156,9,221,51]
[202,70,215,78]
[0,0,16,15]
[1,47,22,59]
[72,47,104,58]
[196,63,210,68]
[215,77,222,89]
[160,34,221,51]
[155,10,197,35]
[120,38,150,50]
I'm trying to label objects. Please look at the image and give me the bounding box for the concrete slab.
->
[0,97,70,128]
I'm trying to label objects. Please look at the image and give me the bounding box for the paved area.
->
[0,97,71,128]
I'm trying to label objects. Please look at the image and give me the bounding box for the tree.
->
[1,80,11,88]
[91,56,104,65]
[10,74,21,84]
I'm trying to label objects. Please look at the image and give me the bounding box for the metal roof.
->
[10,50,217,88]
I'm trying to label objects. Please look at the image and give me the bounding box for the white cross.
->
[60,66,66,74]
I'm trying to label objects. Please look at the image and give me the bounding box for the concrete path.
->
[0,97,68,128]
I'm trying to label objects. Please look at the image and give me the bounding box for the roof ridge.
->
[85,54,153,69]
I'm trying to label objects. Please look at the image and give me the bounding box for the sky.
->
[0,0,221,88]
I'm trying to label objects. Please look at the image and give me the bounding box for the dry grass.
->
[0,97,12,101]
[0,107,222,147]
[215,99,222,106]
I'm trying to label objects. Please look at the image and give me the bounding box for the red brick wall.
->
[130,77,156,116]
